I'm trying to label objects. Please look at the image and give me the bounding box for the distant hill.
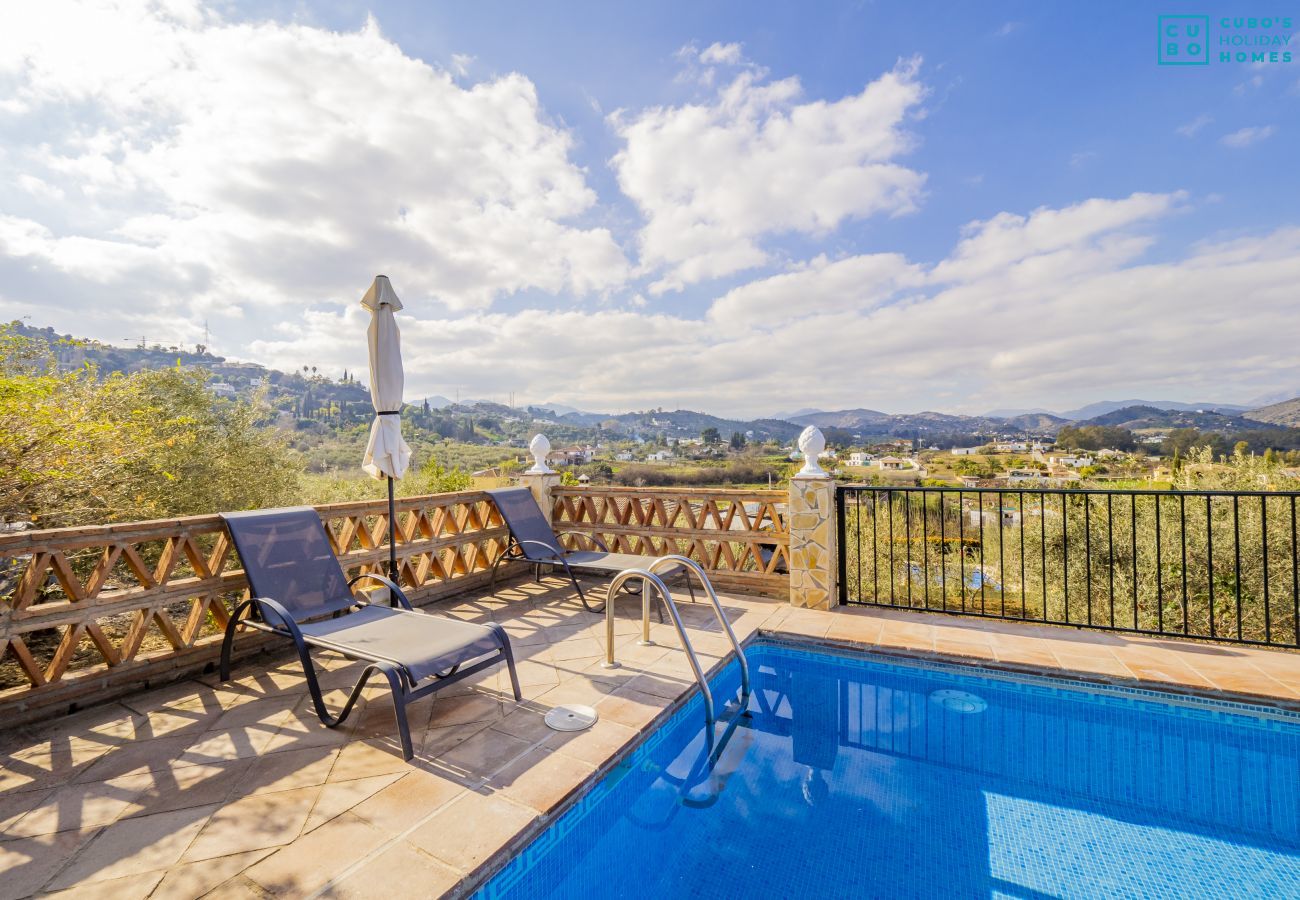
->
[1249,397,1300,427]
[789,408,891,429]
[1003,412,1072,431]
[772,407,825,420]
[1076,405,1267,432]
[1245,388,1300,408]
[984,407,1057,418]
[1060,399,1251,420]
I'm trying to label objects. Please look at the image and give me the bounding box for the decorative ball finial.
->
[527,434,555,474]
[795,426,829,478]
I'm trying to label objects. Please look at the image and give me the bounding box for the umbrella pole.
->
[387,475,397,582]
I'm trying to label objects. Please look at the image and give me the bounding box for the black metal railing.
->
[836,485,1300,647]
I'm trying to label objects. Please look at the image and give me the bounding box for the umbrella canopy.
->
[361,275,412,480]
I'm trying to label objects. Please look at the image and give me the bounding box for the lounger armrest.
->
[555,530,609,552]
[252,596,308,644]
[349,572,413,610]
[513,539,567,564]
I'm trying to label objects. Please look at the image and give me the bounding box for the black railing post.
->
[835,484,847,605]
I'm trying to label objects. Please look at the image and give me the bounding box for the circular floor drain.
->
[929,689,988,714]
[544,704,598,732]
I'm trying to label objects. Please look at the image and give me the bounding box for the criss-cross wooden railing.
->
[550,486,789,597]
[0,491,515,723]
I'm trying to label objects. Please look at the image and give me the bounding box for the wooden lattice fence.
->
[550,486,789,597]
[0,491,513,724]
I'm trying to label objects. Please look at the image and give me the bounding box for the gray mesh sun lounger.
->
[219,506,520,759]
[486,487,695,612]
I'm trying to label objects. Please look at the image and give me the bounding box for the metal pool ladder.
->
[601,555,750,740]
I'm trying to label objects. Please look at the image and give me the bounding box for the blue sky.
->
[1,1,1297,415]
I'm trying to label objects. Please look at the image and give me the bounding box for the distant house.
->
[647,450,674,462]
[950,447,981,456]
[1004,468,1045,484]
[995,441,1029,452]
[847,452,872,466]
[614,451,634,461]
[546,445,595,467]
[209,382,237,399]
[877,456,907,471]
[1048,454,1092,469]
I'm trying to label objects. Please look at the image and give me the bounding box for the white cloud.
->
[994,22,1023,37]
[707,253,923,326]
[611,57,927,293]
[1220,125,1276,148]
[450,53,475,76]
[930,192,1184,284]
[0,0,629,346]
[246,193,1300,417]
[699,42,744,65]
[1176,114,1212,137]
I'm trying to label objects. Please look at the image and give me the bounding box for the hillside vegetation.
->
[1250,397,1300,427]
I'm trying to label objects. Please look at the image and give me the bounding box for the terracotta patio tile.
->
[122,759,252,819]
[38,870,166,899]
[1051,652,1136,680]
[8,772,154,838]
[244,812,391,896]
[550,635,605,661]
[406,791,537,873]
[486,748,596,814]
[180,785,320,863]
[348,770,464,832]
[328,740,413,783]
[432,728,531,783]
[45,804,217,889]
[244,745,339,794]
[302,772,404,833]
[543,718,640,766]
[427,691,504,728]
[1125,662,1217,689]
[0,784,54,837]
[596,688,671,729]
[69,733,196,784]
[150,848,273,900]
[176,724,279,766]
[488,707,554,745]
[991,647,1061,669]
[331,840,463,899]
[533,678,621,710]
[623,672,696,700]
[0,828,100,900]
[825,616,883,644]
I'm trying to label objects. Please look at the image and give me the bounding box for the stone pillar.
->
[788,426,838,610]
[519,433,561,523]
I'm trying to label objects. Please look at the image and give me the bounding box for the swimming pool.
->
[477,640,1300,899]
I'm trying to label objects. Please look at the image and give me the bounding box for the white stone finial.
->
[527,434,555,474]
[795,425,829,479]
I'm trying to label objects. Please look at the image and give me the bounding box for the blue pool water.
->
[477,641,1300,899]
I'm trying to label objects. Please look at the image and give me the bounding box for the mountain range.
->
[11,322,1299,444]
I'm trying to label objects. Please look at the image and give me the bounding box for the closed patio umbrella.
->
[361,274,412,580]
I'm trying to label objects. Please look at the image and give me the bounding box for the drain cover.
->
[929,689,988,714]
[544,704,598,732]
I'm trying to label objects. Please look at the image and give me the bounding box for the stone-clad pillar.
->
[788,426,838,610]
[518,434,561,522]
